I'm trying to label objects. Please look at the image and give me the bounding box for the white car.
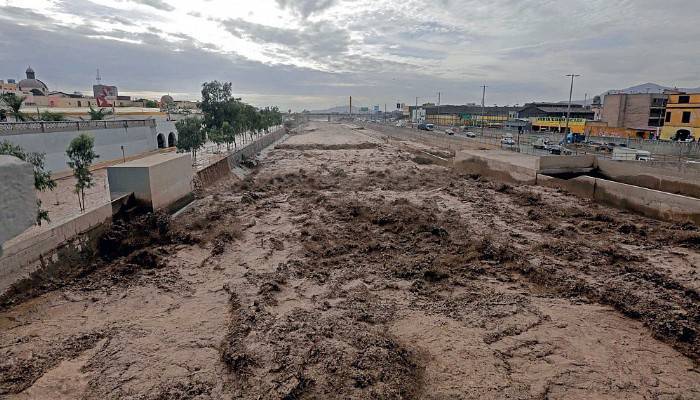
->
[444,128,455,135]
[464,131,476,138]
[501,137,515,146]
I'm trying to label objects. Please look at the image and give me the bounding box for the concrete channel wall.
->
[453,149,700,224]
[0,200,117,297]
[196,128,287,186]
[0,129,286,298]
[0,120,159,173]
[596,158,700,199]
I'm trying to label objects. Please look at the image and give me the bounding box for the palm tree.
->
[87,104,114,120]
[1,93,27,122]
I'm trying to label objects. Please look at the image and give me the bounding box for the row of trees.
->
[175,81,284,162]
[0,93,114,122]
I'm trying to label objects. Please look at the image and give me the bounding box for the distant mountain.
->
[309,105,357,114]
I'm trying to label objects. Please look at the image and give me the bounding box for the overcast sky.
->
[1,0,699,111]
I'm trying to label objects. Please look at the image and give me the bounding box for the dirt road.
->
[1,122,699,399]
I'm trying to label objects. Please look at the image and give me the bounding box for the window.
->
[665,111,671,122]
[678,95,690,104]
[682,111,691,123]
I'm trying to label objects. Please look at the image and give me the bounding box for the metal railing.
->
[363,121,700,165]
[0,119,156,135]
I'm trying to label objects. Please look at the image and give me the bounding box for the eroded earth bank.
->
[1,122,699,399]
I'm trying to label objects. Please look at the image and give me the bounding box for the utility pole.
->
[349,96,352,119]
[480,85,487,137]
[564,74,580,142]
[437,91,441,128]
[384,103,386,123]
[415,96,419,126]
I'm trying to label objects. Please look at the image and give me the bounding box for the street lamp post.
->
[564,74,580,143]
[480,85,487,137]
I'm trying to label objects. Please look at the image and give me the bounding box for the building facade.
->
[409,104,519,127]
[600,93,667,129]
[661,93,700,141]
[517,103,595,119]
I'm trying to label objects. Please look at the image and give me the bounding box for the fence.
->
[367,121,700,165]
[0,119,156,135]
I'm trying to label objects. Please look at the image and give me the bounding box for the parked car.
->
[548,145,573,155]
[533,137,550,149]
[501,137,516,146]
[464,131,477,138]
[417,123,434,131]
[445,128,455,135]
[395,121,405,127]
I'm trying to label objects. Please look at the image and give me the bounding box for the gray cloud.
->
[1,1,700,110]
[128,0,175,12]
[275,0,338,18]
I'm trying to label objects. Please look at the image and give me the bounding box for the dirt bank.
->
[1,122,698,399]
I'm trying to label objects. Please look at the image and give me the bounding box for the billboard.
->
[360,107,369,112]
[373,105,380,112]
[93,84,118,107]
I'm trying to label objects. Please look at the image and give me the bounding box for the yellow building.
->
[661,93,700,140]
[531,117,587,134]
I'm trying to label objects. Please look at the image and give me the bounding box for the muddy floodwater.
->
[1,122,699,399]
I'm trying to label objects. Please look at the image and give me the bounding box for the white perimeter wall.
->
[1,125,159,174]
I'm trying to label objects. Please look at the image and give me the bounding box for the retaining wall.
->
[226,129,287,169]
[194,128,287,187]
[1,121,159,173]
[454,150,538,184]
[0,200,116,297]
[596,158,700,199]
[538,155,595,174]
[197,156,232,186]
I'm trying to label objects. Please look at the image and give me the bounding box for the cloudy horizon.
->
[1,0,699,111]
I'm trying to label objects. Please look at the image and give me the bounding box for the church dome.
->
[161,95,174,104]
[18,66,48,95]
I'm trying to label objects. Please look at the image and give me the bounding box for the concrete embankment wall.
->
[453,150,538,184]
[0,129,286,298]
[1,123,158,173]
[453,149,700,224]
[538,155,595,174]
[595,158,700,199]
[538,173,700,224]
[196,128,287,186]
[0,200,119,297]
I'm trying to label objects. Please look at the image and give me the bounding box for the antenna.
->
[96,68,102,84]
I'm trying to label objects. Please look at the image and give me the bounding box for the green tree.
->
[200,81,233,131]
[221,121,237,150]
[0,140,57,224]
[87,105,113,120]
[175,117,206,163]
[1,93,27,122]
[39,111,66,121]
[242,104,260,141]
[208,127,226,152]
[66,134,99,212]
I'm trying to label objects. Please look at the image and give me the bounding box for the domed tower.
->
[18,66,49,96]
[25,66,36,80]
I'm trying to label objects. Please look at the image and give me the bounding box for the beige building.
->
[601,93,667,130]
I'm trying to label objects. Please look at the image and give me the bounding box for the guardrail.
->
[0,119,156,135]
